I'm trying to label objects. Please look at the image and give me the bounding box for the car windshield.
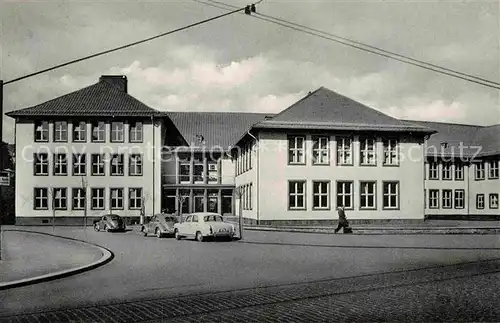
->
[110,215,120,220]
[204,215,223,222]
[163,216,178,222]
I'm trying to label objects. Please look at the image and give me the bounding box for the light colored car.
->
[174,212,235,242]
[141,213,178,238]
[93,214,126,232]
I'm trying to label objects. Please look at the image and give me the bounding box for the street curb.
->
[0,229,114,290]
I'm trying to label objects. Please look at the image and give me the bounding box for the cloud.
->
[386,100,467,122]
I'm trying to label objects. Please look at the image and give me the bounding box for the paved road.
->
[1,227,499,322]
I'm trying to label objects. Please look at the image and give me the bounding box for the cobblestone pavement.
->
[1,257,499,322]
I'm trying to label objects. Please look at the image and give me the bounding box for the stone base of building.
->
[14,216,141,226]
[425,214,500,221]
[253,219,426,226]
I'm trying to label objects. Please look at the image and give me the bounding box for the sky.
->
[1,0,499,144]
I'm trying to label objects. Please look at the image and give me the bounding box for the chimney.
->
[100,75,128,93]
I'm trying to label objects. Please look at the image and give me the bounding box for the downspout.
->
[152,115,155,218]
[423,134,430,221]
[466,156,470,217]
[247,130,259,225]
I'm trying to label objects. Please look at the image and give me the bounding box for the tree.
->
[234,187,244,240]
[0,142,13,171]
[140,192,150,225]
[176,192,190,223]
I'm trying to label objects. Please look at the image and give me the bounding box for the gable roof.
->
[255,87,434,134]
[6,80,161,118]
[163,112,272,149]
[472,124,500,156]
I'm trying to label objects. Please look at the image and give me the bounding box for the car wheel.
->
[195,231,204,242]
[94,223,100,232]
[174,229,181,240]
[155,228,162,238]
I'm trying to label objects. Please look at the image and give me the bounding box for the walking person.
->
[334,205,351,233]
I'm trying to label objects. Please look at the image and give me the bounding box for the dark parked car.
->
[141,213,178,238]
[94,214,126,232]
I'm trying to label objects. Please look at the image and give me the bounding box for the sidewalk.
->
[0,229,113,289]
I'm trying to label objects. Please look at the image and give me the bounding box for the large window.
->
[111,121,124,142]
[110,154,124,176]
[476,194,485,209]
[179,160,191,183]
[454,189,465,209]
[91,154,105,176]
[92,121,106,142]
[34,121,49,142]
[34,187,49,210]
[442,163,452,180]
[221,189,233,215]
[313,181,329,210]
[288,136,305,164]
[490,193,499,209]
[73,121,87,142]
[455,163,464,180]
[360,181,376,209]
[489,160,499,179]
[34,153,49,176]
[72,188,86,210]
[129,121,143,143]
[179,189,190,214]
[129,188,143,210]
[53,188,67,210]
[129,154,143,176]
[53,153,67,176]
[428,162,439,180]
[193,158,204,183]
[442,189,452,209]
[360,137,376,166]
[288,181,306,210]
[383,182,399,209]
[110,188,124,210]
[54,121,68,142]
[91,188,105,210]
[207,160,218,183]
[208,189,218,213]
[312,136,329,165]
[428,189,439,209]
[336,181,353,209]
[193,189,205,212]
[336,137,353,165]
[73,154,87,176]
[475,162,485,180]
[383,138,399,166]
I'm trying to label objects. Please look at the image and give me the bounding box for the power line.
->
[3,4,250,85]
[194,0,500,90]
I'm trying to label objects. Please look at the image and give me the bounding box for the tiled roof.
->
[472,124,500,156]
[255,87,435,134]
[6,80,161,118]
[163,112,272,149]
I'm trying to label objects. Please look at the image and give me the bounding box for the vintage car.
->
[141,213,178,238]
[93,214,126,232]
[173,212,235,242]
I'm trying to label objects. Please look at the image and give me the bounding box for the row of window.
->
[474,161,499,180]
[33,153,143,176]
[427,190,499,209]
[287,180,400,210]
[428,160,499,181]
[178,158,219,184]
[236,142,253,176]
[287,136,399,166]
[34,120,143,143]
[238,183,253,210]
[33,187,143,211]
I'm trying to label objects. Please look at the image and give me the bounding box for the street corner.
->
[0,229,114,290]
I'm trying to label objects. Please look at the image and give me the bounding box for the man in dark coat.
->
[334,205,349,233]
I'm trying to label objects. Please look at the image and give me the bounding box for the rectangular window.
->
[359,137,376,166]
[249,183,253,210]
[92,121,106,142]
[73,154,87,176]
[336,137,353,165]
[360,181,376,209]
[488,160,499,179]
[91,154,105,176]
[442,189,452,209]
[428,162,439,180]
[53,153,67,176]
[312,136,329,165]
[476,194,485,209]
[288,181,306,210]
[34,121,49,142]
[207,160,218,183]
[179,189,190,214]
[53,188,67,210]
[383,138,399,166]
[72,188,86,210]
[34,153,49,176]
[111,121,124,142]
[313,181,329,210]
[91,188,105,210]
[129,121,143,143]
[193,158,204,183]
[454,189,465,209]
[129,154,143,176]
[428,189,439,209]
[72,121,87,142]
[442,162,452,180]
[336,181,353,209]
[34,187,49,210]
[129,188,143,210]
[110,154,124,176]
[54,121,68,142]
[455,163,464,180]
[110,188,124,210]
[475,162,485,180]
[383,181,399,209]
[179,160,191,183]
[490,193,499,209]
[288,136,305,164]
